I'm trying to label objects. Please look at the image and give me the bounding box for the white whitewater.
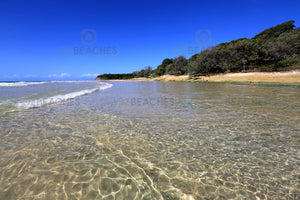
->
[0,82,48,87]
[15,83,112,108]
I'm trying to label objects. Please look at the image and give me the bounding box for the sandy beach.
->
[99,70,300,84]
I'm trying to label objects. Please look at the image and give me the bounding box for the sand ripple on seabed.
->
[0,108,299,199]
[0,111,192,200]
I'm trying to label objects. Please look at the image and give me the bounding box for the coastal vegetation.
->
[96,21,300,80]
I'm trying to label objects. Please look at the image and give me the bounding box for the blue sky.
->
[0,0,299,81]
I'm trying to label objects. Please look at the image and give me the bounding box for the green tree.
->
[166,56,188,75]
[155,58,173,76]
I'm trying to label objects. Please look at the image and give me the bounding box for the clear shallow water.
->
[0,81,299,199]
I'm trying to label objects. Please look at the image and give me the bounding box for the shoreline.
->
[95,70,300,84]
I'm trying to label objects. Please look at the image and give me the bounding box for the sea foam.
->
[0,82,48,87]
[15,83,112,108]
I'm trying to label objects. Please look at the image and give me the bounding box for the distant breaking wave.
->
[15,83,112,108]
[0,82,48,87]
[0,81,91,87]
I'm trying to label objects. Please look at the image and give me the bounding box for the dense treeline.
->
[97,73,134,80]
[96,21,300,80]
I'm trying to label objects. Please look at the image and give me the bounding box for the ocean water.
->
[0,81,299,199]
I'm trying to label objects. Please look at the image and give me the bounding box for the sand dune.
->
[99,70,300,84]
[199,71,300,83]
[125,71,300,84]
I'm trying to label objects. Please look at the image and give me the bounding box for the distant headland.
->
[95,21,300,83]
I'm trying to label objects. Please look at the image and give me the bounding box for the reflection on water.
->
[0,82,299,199]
